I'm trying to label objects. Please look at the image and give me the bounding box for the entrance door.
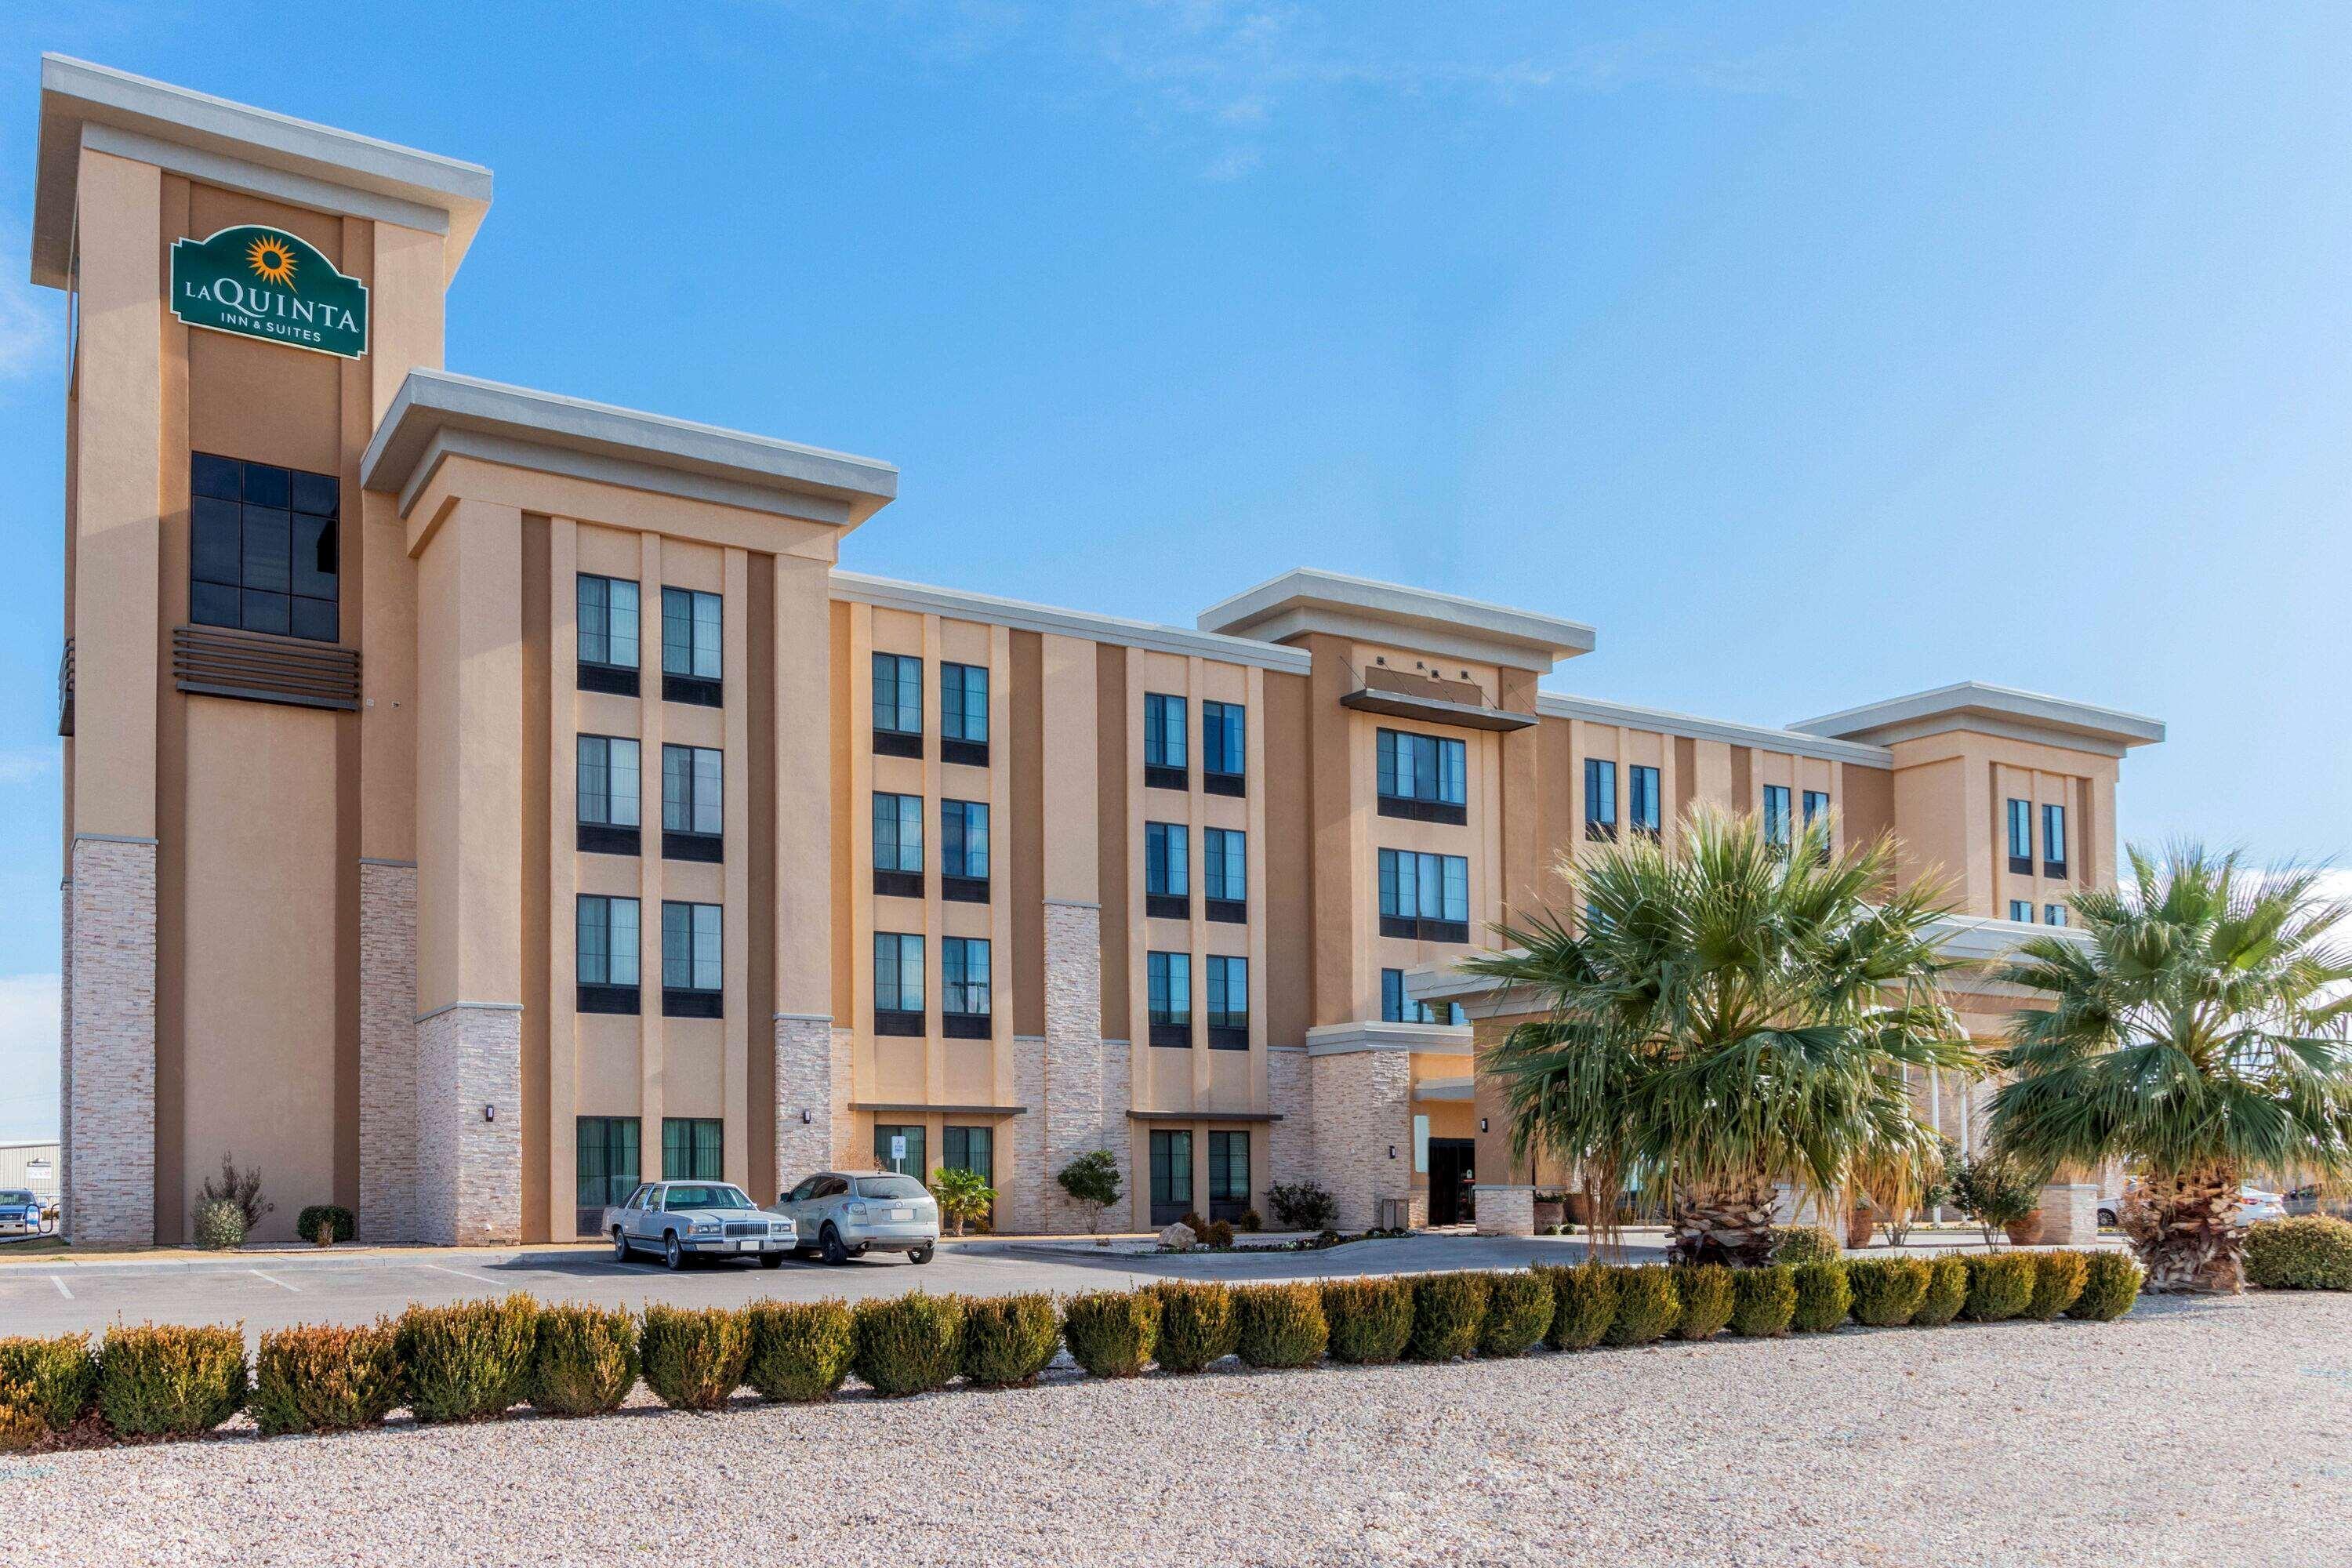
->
[575,1116,641,1238]
[1426,1138,1476,1227]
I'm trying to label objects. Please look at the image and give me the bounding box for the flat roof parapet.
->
[1792,681,2165,757]
[1198,568,1596,673]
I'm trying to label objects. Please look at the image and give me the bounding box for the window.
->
[2042,803,2068,879]
[941,662,989,766]
[1802,789,1831,827]
[576,895,640,1014]
[661,902,722,1017]
[1206,955,1248,1048]
[1377,728,1468,823]
[873,792,924,898]
[1203,701,1246,796]
[1145,822,1190,918]
[875,1123,926,1178]
[873,653,923,756]
[2045,904,2068,927]
[942,799,989,900]
[659,587,722,706]
[660,744,723,862]
[1584,758,1618,841]
[1149,1129,1192,1225]
[1628,764,1662,839]
[190,452,340,644]
[662,1118,722,1181]
[1203,827,1247,923]
[1148,951,1192,1047]
[873,932,924,1034]
[943,1125,994,1189]
[2009,900,2034,924]
[575,735,641,855]
[575,1116,641,1236]
[942,937,991,1039]
[1377,849,1471,942]
[575,573,640,694]
[1381,967,1466,1025]
[1208,1131,1250,1221]
[1144,693,1188,789]
[1762,785,1792,851]
[2007,798,2033,875]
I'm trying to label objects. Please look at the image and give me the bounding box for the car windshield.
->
[856,1176,927,1200]
[665,1185,753,1211]
[0,1191,31,1205]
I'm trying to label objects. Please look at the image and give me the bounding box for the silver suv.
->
[604,1181,797,1270]
[771,1171,939,1265]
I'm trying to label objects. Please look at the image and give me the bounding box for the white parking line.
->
[250,1269,299,1293]
[414,1261,486,1283]
[49,1275,71,1300]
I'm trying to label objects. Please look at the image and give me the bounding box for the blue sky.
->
[0,3,2347,1135]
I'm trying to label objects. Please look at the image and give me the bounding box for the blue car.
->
[0,1189,45,1236]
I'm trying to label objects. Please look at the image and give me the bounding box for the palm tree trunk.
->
[1671,1171,1779,1265]
[2122,1165,2245,1294]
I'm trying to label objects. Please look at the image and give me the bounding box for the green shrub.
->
[295,1204,355,1245]
[1479,1271,1555,1358]
[1239,1208,1265,1233]
[1671,1265,1736,1340]
[1232,1283,1327,1368]
[1149,1282,1238,1373]
[745,1301,856,1403]
[1204,1220,1236,1249]
[2246,1216,2352,1290]
[0,1334,98,1432]
[251,1320,399,1436]
[1790,1261,1852,1334]
[1269,1181,1338,1232]
[192,1198,245,1251]
[1727,1265,1797,1338]
[1961,1253,2037,1323]
[1770,1226,1842,1266]
[958,1294,1061,1388]
[1541,1262,1617,1351]
[1062,1290,1159,1378]
[98,1323,249,1437]
[639,1305,751,1411]
[1913,1254,1969,1326]
[0,1395,44,1452]
[1322,1279,1415,1364]
[1177,1212,1209,1243]
[396,1294,538,1424]
[852,1292,964,1396]
[528,1303,638,1417]
[1846,1258,1932,1327]
[2023,1250,2089,1320]
[1603,1267,1679,1346]
[2067,1251,2143,1321]
[1406,1272,1490,1363]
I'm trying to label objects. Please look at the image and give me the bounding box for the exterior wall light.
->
[484,1105,496,1123]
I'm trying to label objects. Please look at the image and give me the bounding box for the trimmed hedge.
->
[1914,1254,1969,1327]
[1149,1282,1239,1374]
[2068,1252,2143,1321]
[296,1205,356,1245]
[1771,1226,1842,1266]
[746,1301,856,1403]
[959,1294,1061,1388]
[1962,1253,2038,1323]
[252,1320,400,1436]
[853,1293,964,1397]
[99,1323,249,1438]
[1672,1265,1735,1341]
[1847,1258,1931,1327]
[640,1305,751,1411]
[1233,1283,1327,1369]
[397,1295,539,1424]
[1322,1279,1414,1365]
[1062,1290,1158,1378]
[1604,1267,1680,1346]
[1542,1263,1617,1351]
[2023,1250,2089,1321]
[2246,1216,2352,1290]
[1478,1270,1555,1358]
[529,1303,638,1417]
[1728,1265,1797,1338]
[1406,1273,1490,1363]
[0,1334,98,1434]
[1790,1261,1852,1334]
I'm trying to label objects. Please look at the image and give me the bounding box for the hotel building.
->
[34,56,2163,1247]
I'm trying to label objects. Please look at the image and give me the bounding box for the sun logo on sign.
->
[245,234,298,288]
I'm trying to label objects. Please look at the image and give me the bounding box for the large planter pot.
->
[1846,1207,1878,1250]
[1533,1200,1566,1232]
[2004,1210,2046,1246]
[1565,1193,1595,1227]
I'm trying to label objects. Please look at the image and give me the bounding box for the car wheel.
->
[909,1243,935,1265]
[612,1228,631,1263]
[821,1224,849,1265]
[759,1252,785,1269]
[663,1232,685,1270]
[2097,1209,2117,1228]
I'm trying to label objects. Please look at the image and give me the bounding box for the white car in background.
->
[2096,1185,2284,1229]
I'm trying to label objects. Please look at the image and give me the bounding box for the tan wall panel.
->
[1010,631,1045,1036]
[1261,671,1310,1047]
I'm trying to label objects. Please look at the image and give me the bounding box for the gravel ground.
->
[2,1290,2343,1567]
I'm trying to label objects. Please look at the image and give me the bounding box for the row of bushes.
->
[2246,1215,2352,1290]
[0,1252,2141,1448]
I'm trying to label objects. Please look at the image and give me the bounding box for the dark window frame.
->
[1202,700,1246,795]
[189,452,342,644]
[1583,757,1618,841]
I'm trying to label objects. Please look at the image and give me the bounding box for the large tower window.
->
[190,452,339,642]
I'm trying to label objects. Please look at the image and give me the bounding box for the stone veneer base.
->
[772,1015,836,1196]
[415,1004,522,1246]
[64,837,157,1247]
[357,862,419,1243]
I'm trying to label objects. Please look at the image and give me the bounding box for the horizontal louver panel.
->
[172,625,359,712]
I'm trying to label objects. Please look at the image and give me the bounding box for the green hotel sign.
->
[169,225,368,359]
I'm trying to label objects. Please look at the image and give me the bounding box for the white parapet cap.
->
[1791,681,2165,757]
[31,54,494,290]
[1197,568,1597,673]
[1535,691,1896,769]
[361,369,900,527]
[833,572,1315,673]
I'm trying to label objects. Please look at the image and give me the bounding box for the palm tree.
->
[1987,846,2352,1293]
[1464,808,1975,1265]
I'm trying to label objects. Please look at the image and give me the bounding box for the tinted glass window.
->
[190,452,339,643]
[855,1175,927,1200]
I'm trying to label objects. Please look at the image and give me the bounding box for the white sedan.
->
[2096,1185,2284,1228]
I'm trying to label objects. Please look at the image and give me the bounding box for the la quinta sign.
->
[169,225,368,359]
